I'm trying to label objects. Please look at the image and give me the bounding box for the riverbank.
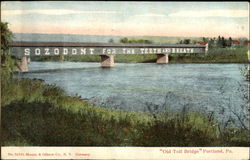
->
[170,47,248,63]
[1,70,249,146]
[32,47,249,63]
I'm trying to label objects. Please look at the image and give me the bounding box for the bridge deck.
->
[10,41,207,58]
[12,41,208,72]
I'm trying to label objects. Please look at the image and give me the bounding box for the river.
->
[16,62,249,128]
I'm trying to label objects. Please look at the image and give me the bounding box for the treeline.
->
[178,39,193,44]
[202,36,233,48]
[119,37,152,44]
[178,36,248,49]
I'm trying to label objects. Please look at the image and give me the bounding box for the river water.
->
[16,62,249,128]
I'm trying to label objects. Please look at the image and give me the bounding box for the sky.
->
[1,1,249,38]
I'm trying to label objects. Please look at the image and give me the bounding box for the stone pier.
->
[100,55,114,67]
[27,57,31,63]
[60,55,65,61]
[19,57,28,72]
[156,54,169,64]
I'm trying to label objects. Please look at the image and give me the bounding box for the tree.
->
[144,40,152,44]
[202,37,208,42]
[120,37,128,43]
[191,40,197,44]
[228,37,232,47]
[217,36,223,48]
[208,38,214,49]
[1,22,13,51]
[120,38,152,44]
[221,36,227,48]
[1,22,18,72]
[183,39,191,44]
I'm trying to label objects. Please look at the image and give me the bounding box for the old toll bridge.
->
[10,42,208,72]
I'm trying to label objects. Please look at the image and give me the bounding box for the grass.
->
[1,70,249,146]
[32,47,249,63]
[170,47,249,63]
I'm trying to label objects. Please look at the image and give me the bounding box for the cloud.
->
[168,9,249,18]
[1,9,120,16]
[134,13,166,17]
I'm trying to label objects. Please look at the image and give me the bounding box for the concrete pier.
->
[19,57,28,72]
[100,55,114,67]
[156,54,169,64]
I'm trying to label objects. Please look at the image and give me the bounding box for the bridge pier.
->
[19,57,29,72]
[156,54,169,64]
[60,55,65,61]
[100,55,114,67]
[27,57,31,63]
[205,43,209,53]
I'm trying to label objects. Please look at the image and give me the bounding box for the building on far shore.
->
[244,41,250,46]
[231,40,240,48]
[197,41,208,45]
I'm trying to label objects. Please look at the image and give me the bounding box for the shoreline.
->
[28,60,249,65]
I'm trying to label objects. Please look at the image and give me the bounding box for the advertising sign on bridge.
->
[11,42,207,57]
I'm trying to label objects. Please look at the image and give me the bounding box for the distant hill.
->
[13,33,203,44]
[13,33,123,43]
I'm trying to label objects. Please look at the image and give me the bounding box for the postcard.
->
[1,1,249,160]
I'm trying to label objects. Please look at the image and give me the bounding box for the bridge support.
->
[19,57,28,72]
[205,43,209,53]
[60,55,65,61]
[27,57,31,63]
[100,55,114,67]
[156,54,169,64]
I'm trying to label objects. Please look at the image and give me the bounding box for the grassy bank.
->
[1,70,249,146]
[32,47,249,63]
[170,47,249,63]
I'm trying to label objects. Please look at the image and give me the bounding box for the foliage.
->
[0,22,19,72]
[120,37,152,44]
[1,22,13,51]
[179,39,191,44]
[201,36,246,49]
[170,47,248,63]
[1,50,19,73]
